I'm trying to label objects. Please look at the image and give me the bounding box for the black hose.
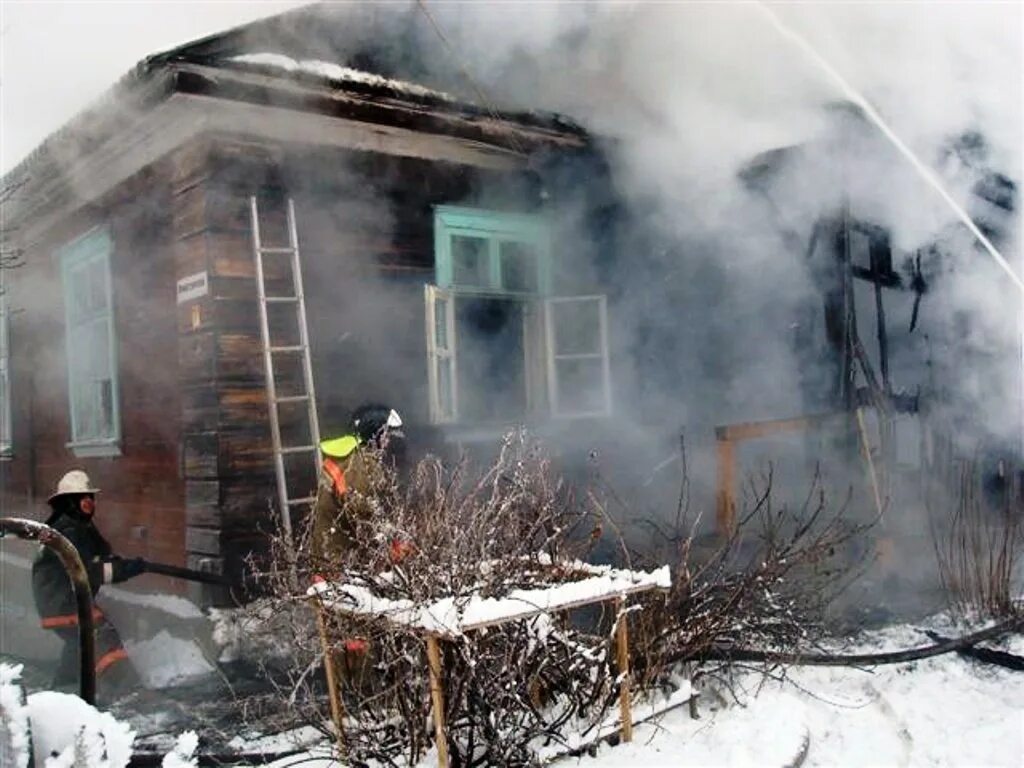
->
[129,750,306,767]
[924,630,1024,671]
[0,516,97,704]
[690,614,1023,667]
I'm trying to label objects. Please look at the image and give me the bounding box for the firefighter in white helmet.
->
[31,470,145,696]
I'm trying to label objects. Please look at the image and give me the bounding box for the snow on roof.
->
[308,561,671,638]
[228,53,455,103]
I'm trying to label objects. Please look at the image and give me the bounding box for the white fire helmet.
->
[48,470,100,503]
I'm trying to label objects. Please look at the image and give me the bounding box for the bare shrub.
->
[621,464,873,685]
[247,431,623,767]
[930,459,1023,620]
[241,435,873,764]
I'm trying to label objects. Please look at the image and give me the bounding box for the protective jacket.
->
[32,510,138,621]
[31,509,138,689]
[311,442,381,565]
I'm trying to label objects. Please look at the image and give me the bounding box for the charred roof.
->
[3,2,590,229]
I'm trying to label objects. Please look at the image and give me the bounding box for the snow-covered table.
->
[308,562,672,768]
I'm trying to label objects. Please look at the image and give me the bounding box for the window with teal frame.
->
[426,206,612,426]
[434,206,552,294]
[59,228,121,456]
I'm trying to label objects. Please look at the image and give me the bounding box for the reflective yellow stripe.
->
[320,435,360,459]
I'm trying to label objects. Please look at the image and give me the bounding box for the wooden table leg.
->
[425,635,450,768]
[313,600,346,757]
[614,599,634,742]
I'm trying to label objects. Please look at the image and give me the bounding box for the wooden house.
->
[0,10,619,601]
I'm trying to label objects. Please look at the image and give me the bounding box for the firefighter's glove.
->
[112,556,147,582]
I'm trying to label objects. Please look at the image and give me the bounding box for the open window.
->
[425,284,457,423]
[59,228,121,456]
[426,207,611,425]
[545,296,612,418]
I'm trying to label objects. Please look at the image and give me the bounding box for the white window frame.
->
[427,207,612,426]
[544,295,612,418]
[425,284,458,424]
[59,228,121,457]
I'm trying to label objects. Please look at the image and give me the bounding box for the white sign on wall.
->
[176,271,209,304]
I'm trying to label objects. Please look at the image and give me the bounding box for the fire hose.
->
[0,517,98,704]
[138,559,232,585]
[0,518,234,704]
[696,614,1023,667]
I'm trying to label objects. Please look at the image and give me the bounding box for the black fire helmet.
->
[350,403,405,445]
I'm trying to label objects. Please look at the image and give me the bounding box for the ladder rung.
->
[287,497,316,506]
[264,296,299,303]
[269,345,306,353]
[259,247,296,255]
[280,445,316,455]
[275,395,310,404]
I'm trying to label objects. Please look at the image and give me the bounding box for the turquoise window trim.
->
[58,227,122,457]
[434,206,552,295]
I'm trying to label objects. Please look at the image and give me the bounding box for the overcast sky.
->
[0,0,305,173]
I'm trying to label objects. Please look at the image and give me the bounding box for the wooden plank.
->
[425,635,450,768]
[457,581,665,633]
[179,332,216,382]
[614,598,633,743]
[186,504,222,528]
[312,596,346,757]
[185,480,220,508]
[715,439,736,536]
[183,432,218,478]
[714,411,847,442]
[185,526,221,555]
[855,407,885,519]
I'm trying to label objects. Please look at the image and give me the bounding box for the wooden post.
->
[686,662,699,720]
[313,599,346,757]
[855,407,885,520]
[614,599,634,742]
[715,438,737,536]
[425,635,450,768]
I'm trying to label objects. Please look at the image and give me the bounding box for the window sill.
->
[67,441,122,458]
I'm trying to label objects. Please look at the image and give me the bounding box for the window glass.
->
[451,235,489,288]
[550,298,602,356]
[545,296,611,418]
[438,358,454,419]
[554,358,606,415]
[60,230,119,449]
[435,296,449,349]
[499,241,538,293]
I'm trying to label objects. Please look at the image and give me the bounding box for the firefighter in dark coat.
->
[31,470,145,694]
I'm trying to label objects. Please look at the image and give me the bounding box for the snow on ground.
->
[0,664,32,768]
[27,689,136,767]
[102,588,206,620]
[237,619,1024,768]
[125,630,215,689]
[568,621,1023,768]
[6,618,1022,767]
